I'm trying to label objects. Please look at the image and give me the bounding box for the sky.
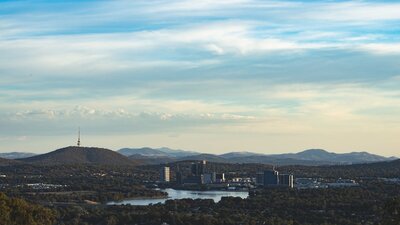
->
[0,0,399,156]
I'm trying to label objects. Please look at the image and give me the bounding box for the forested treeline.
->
[0,164,165,203]
[52,184,400,225]
[0,192,56,225]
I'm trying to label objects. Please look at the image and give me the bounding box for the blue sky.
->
[1,0,400,155]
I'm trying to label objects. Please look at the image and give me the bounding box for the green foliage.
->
[0,164,165,203]
[382,197,400,225]
[284,160,400,178]
[52,184,400,225]
[0,192,56,225]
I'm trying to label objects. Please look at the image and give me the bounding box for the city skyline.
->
[1,0,400,156]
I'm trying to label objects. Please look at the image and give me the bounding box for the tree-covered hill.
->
[18,146,135,165]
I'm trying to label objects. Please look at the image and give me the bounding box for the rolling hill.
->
[18,146,134,165]
[271,149,393,164]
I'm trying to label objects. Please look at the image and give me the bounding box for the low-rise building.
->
[327,178,359,188]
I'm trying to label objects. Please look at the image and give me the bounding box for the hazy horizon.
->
[1,0,400,156]
[2,140,398,158]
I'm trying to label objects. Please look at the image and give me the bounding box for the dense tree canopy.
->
[0,192,56,225]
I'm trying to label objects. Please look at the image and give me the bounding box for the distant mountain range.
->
[122,147,397,166]
[0,152,37,159]
[219,151,263,158]
[118,147,198,158]
[270,149,396,164]
[0,147,396,166]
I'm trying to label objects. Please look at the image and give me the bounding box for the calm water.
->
[108,188,249,206]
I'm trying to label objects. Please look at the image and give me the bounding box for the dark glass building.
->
[263,170,279,186]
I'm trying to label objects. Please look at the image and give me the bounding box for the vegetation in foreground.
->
[50,183,400,225]
[0,192,56,225]
[2,184,400,225]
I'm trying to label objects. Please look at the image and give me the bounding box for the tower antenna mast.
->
[77,127,81,147]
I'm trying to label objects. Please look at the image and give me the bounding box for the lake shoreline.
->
[107,195,168,204]
[107,188,249,206]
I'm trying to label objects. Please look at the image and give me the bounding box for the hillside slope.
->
[0,157,21,166]
[18,146,134,165]
[128,154,175,165]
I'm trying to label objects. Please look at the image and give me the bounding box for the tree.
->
[0,192,56,225]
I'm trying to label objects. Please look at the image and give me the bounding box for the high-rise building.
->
[203,173,213,184]
[191,163,198,176]
[199,160,206,174]
[211,172,217,183]
[175,171,183,184]
[215,173,225,183]
[256,172,264,186]
[264,170,279,186]
[279,174,294,188]
[191,160,207,176]
[160,166,170,182]
[259,169,294,188]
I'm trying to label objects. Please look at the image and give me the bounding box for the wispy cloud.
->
[1,0,400,155]
[358,43,400,55]
[303,1,400,22]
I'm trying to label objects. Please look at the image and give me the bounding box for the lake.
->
[108,188,249,206]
